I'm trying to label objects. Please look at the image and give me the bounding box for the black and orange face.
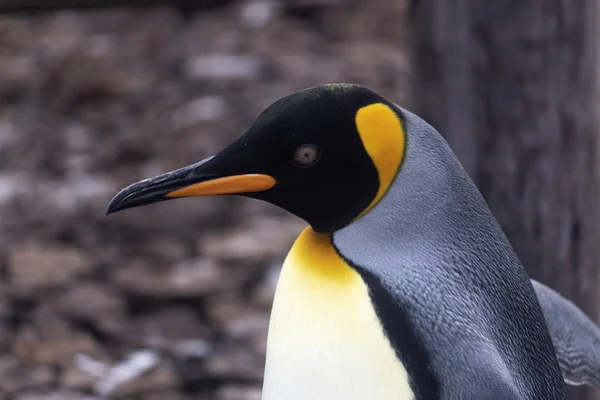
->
[106,84,406,233]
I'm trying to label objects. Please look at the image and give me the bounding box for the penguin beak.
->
[105,155,277,215]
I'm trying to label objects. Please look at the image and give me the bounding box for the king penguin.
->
[106,84,600,399]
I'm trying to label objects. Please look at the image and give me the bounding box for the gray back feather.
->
[532,280,600,388]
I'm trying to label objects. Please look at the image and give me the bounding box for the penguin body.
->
[105,83,596,399]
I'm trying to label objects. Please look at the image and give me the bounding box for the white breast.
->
[261,228,414,400]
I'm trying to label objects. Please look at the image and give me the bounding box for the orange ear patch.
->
[354,103,406,218]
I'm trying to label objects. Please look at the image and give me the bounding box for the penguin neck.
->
[335,108,495,260]
[261,227,414,400]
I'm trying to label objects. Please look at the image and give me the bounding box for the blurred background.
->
[0,0,598,399]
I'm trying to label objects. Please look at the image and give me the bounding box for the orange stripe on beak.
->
[166,174,276,198]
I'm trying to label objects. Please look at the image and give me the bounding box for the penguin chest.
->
[262,228,414,400]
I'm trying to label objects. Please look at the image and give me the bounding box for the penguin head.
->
[107,84,406,233]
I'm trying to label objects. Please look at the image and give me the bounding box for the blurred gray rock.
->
[0,298,11,320]
[61,359,98,392]
[217,385,262,400]
[112,257,234,297]
[0,358,55,393]
[197,217,305,261]
[56,282,125,320]
[205,345,264,381]
[8,245,94,294]
[141,238,188,261]
[224,311,269,341]
[141,392,196,400]
[240,1,279,27]
[13,327,98,366]
[14,392,86,400]
[251,262,280,308]
[173,96,227,127]
[110,361,180,397]
[185,55,262,81]
[140,306,211,349]
[13,306,99,365]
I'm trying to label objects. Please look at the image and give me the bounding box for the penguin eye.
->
[292,144,321,168]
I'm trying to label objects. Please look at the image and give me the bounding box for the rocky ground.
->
[0,1,409,398]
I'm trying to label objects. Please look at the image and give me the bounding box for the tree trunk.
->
[410,1,600,399]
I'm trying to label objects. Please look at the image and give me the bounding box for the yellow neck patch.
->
[262,227,414,400]
[284,228,356,284]
[355,103,406,218]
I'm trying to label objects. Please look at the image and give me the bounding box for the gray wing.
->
[532,280,600,388]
